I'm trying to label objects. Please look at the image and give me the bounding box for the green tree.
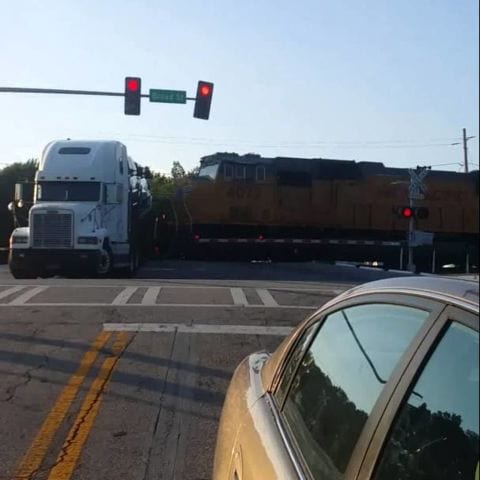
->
[0,159,38,249]
[149,172,175,197]
[171,161,186,180]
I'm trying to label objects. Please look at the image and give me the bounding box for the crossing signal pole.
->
[406,166,430,272]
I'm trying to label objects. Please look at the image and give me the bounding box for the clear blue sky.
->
[1,0,478,174]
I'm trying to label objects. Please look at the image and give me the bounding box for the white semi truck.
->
[9,139,151,278]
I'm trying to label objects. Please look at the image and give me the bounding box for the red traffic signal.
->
[124,77,141,115]
[193,81,214,120]
[126,78,140,92]
[401,206,413,218]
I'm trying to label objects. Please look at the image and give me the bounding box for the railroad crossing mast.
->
[407,166,429,272]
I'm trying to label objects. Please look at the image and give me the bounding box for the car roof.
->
[343,276,479,312]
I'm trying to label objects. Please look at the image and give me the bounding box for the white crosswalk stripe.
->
[256,288,278,307]
[111,287,138,305]
[0,286,27,300]
[8,286,48,305]
[141,287,162,305]
[230,288,249,306]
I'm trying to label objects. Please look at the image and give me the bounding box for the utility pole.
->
[453,128,476,173]
[463,128,469,173]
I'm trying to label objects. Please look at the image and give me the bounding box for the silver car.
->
[213,276,479,480]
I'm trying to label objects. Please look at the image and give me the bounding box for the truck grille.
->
[32,212,73,248]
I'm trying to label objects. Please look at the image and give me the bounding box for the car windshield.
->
[36,181,101,201]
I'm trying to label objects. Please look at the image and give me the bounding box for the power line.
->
[117,136,459,150]
[95,131,464,149]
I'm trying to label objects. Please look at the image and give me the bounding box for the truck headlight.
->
[11,236,28,244]
[77,236,98,245]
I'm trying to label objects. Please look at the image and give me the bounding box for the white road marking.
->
[8,286,48,305]
[257,289,278,307]
[103,322,293,336]
[0,285,27,300]
[111,287,138,305]
[0,302,316,310]
[230,288,249,306]
[0,283,350,293]
[141,286,162,305]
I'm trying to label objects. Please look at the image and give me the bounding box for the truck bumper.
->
[9,249,100,273]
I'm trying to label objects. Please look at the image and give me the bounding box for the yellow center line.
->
[47,332,130,480]
[11,331,111,480]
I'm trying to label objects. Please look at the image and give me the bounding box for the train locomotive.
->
[160,153,479,271]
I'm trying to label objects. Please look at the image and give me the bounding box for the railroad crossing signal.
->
[396,206,429,219]
[124,77,141,115]
[193,81,214,120]
[408,166,430,200]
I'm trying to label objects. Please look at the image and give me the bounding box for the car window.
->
[373,321,479,480]
[281,303,429,480]
[276,323,318,404]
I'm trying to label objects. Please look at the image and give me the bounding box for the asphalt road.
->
[0,260,406,480]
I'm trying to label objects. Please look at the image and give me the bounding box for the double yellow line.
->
[12,331,129,480]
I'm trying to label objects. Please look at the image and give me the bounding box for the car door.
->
[357,305,479,480]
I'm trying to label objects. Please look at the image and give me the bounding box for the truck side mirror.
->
[14,182,34,202]
[15,183,24,201]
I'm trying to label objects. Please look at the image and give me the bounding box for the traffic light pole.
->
[0,87,197,99]
[1,84,206,118]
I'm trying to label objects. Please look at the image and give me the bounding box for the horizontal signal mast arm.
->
[0,87,197,100]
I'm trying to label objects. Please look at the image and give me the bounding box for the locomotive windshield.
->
[197,164,219,180]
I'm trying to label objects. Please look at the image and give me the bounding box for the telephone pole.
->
[461,128,475,173]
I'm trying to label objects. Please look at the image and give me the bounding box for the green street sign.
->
[149,89,186,104]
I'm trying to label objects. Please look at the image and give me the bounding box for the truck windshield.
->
[37,182,101,201]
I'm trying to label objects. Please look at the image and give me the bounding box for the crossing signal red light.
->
[124,77,141,115]
[396,206,429,219]
[193,81,214,120]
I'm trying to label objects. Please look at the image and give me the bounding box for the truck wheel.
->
[10,267,37,279]
[96,246,113,277]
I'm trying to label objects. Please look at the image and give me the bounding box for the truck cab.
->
[9,140,151,278]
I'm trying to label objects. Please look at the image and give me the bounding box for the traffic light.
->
[124,77,141,115]
[395,206,429,219]
[193,81,214,119]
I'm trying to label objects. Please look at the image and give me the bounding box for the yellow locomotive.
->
[164,153,478,269]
